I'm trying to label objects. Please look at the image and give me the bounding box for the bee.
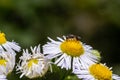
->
[66,34,81,40]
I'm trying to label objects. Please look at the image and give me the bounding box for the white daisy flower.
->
[43,35,99,71]
[0,32,21,54]
[0,74,7,80]
[0,51,16,76]
[74,63,120,80]
[16,45,52,79]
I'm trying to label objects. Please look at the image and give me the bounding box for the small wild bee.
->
[66,34,81,40]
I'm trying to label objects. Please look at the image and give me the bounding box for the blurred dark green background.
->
[0,0,120,80]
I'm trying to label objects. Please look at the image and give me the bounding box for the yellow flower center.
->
[89,64,112,80]
[0,59,7,66]
[0,32,7,44]
[27,59,39,68]
[60,38,84,57]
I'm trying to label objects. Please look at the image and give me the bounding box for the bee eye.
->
[76,36,81,40]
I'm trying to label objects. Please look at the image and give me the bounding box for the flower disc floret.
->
[60,38,84,57]
[0,59,7,66]
[0,33,6,44]
[89,63,112,80]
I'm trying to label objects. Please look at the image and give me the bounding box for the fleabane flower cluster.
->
[1,31,120,80]
[43,34,120,80]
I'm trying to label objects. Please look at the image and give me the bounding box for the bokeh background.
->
[0,0,120,80]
